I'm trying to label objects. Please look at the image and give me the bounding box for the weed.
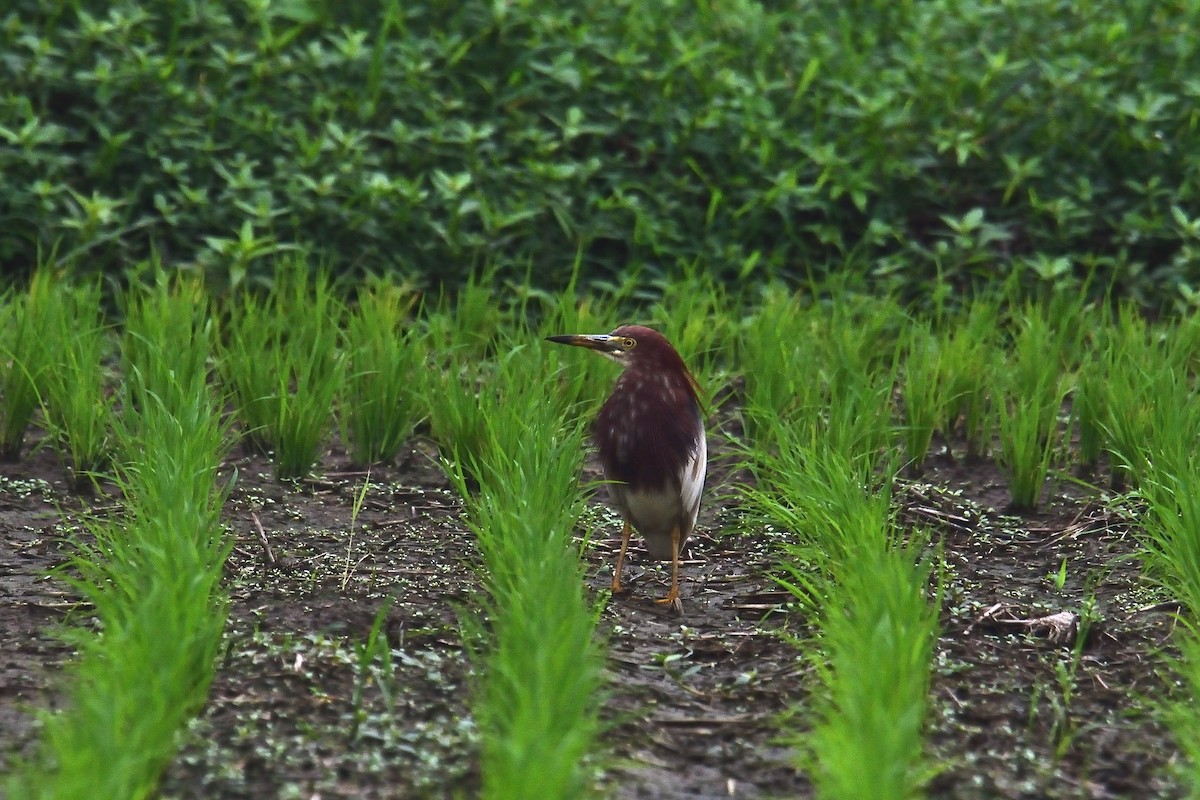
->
[351,596,398,738]
[341,472,372,592]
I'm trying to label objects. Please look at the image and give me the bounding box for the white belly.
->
[611,432,706,560]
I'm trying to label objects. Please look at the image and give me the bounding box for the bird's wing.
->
[680,426,706,536]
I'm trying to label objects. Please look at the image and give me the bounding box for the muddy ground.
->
[0,418,1186,798]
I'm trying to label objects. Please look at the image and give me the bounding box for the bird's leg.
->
[611,520,632,593]
[654,525,682,606]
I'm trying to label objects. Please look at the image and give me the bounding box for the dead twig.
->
[252,511,277,567]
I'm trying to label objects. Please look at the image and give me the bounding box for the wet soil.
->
[0,425,1186,798]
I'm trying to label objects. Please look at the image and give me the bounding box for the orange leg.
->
[611,520,632,593]
[654,525,682,606]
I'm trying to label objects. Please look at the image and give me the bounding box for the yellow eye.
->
[621,337,637,350]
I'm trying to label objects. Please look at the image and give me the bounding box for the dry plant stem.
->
[612,520,632,593]
[252,512,276,566]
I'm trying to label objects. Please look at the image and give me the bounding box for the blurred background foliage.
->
[2,0,1199,306]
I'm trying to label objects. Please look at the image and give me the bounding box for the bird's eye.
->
[621,337,637,350]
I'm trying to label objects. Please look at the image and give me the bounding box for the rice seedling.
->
[1098,307,1188,490]
[822,366,898,477]
[1138,460,1200,619]
[1135,406,1200,792]
[1030,283,1096,372]
[738,286,901,477]
[219,260,345,479]
[647,261,736,391]
[745,418,937,799]
[535,296,614,413]
[810,542,938,800]
[447,336,604,800]
[994,309,1069,510]
[0,272,55,459]
[422,266,507,359]
[821,293,907,387]
[340,277,424,465]
[217,290,276,453]
[7,284,229,800]
[1163,633,1200,796]
[1084,308,1200,790]
[1174,310,1200,378]
[120,269,214,414]
[737,285,831,446]
[996,393,1058,510]
[419,270,535,472]
[937,296,999,461]
[35,276,116,488]
[1071,359,1107,473]
[740,291,936,798]
[813,293,905,468]
[424,348,495,475]
[900,319,946,473]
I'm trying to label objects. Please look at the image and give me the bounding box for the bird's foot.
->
[654,588,682,615]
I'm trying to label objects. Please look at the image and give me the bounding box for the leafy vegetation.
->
[3,0,1200,304]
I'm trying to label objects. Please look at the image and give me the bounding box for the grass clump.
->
[219,260,345,479]
[0,272,56,460]
[33,273,116,487]
[340,277,424,465]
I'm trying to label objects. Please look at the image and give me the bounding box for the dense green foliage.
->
[3,0,1199,302]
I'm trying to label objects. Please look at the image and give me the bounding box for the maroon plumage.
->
[593,325,703,494]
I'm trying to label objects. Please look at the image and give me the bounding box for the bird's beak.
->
[545,334,622,353]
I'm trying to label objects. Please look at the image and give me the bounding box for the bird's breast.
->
[594,372,703,496]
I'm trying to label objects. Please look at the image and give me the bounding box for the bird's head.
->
[546,324,703,399]
[546,325,673,369]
